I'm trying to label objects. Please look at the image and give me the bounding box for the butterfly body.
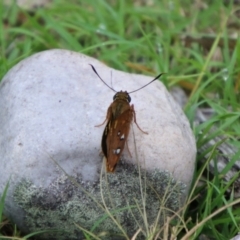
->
[101,91,134,172]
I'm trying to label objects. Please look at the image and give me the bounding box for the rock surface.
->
[0,49,196,239]
[4,0,52,9]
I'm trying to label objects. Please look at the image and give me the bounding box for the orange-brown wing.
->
[102,108,133,172]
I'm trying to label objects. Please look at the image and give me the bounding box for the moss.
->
[14,163,187,240]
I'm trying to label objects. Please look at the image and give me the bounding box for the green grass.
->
[1,0,240,239]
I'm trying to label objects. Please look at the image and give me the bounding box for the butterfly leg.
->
[131,104,148,134]
[125,140,132,158]
[95,106,112,127]
[98,150,104,156]
[95,119,107,127]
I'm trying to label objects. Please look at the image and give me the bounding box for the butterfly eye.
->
[113,93,117,100]
[127,94,131,102]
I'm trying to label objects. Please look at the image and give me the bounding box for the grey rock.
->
[231,234,240,240]
[0,49,196,239]
[4,0,52,9]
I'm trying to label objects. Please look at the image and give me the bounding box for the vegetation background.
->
[0,0,240,239]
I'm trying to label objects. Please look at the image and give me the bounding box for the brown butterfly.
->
[90,64,163,172]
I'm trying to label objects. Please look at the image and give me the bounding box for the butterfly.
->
[90,64,163,172]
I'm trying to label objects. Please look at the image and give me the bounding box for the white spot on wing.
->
[120,134,125,140]
[113,148,121,155]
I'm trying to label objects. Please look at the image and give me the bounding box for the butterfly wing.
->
[102,107,133,172]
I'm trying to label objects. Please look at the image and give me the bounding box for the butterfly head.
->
[113,91,131,103]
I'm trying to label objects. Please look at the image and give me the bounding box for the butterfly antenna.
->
[129,73,165,94]
[89,64,117,92]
